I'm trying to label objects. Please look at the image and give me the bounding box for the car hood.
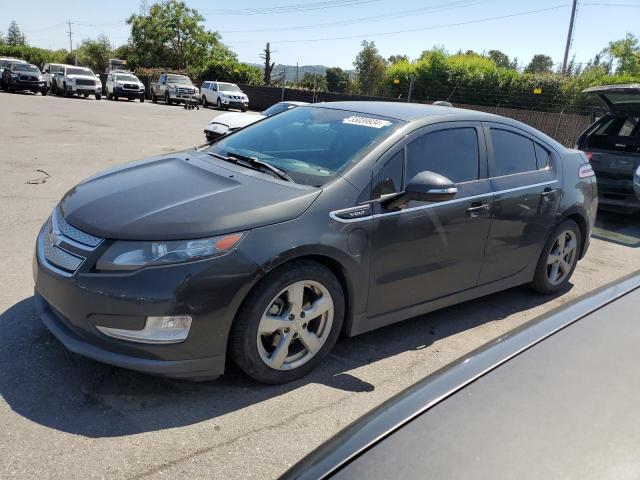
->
[207,112,264,130]
[67,74,98,81]
[583,84,640,112]
[168,82,195,88]
[60,150,321,240]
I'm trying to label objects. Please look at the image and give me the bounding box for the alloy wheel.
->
[546,230,577,286]
[257,280,334,371]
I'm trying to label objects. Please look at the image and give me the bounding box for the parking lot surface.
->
[1,92,639,479]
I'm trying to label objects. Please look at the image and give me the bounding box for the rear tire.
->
[230,260,344,384]
[531,219,581,294]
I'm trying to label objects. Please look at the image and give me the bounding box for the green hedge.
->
[0,44,70,69]
[385,53,639,113]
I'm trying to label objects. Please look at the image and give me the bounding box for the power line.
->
[226,4,573,44]
[201,0,381,15]
[220,0,495,33]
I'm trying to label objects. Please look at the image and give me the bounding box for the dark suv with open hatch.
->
[33,102,597,384]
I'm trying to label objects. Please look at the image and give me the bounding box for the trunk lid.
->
[583,84,640,112]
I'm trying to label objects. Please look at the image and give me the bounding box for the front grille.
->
[53,208,102,247]
[20,75,38,81]
[39,209,104,276]
[123,83,139,90]
[76,78,95,86]
[43,238,84,272]
[177,87,194,95]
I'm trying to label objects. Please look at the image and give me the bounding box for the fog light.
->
[96,315,192,344]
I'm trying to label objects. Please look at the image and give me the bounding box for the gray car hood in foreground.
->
[60,151,320,240]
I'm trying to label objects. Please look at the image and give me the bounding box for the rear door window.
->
[406,128,480,184]
[534,143,551,169]
[489,129,537,176]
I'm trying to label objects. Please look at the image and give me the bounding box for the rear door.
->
[478,123,561,285]
[367,122,493,319]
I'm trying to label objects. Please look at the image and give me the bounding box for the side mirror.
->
[381,171,457,210]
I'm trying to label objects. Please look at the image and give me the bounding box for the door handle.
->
[467,202,490,217]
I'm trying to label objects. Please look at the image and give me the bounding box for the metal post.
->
[407,75,414,103]
[561,0,578,75]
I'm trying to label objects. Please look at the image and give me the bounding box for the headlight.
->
[140,84,145,90]
[634,165,640,185]
[169,85,177,91]
[38,75,45,81]
[96,232,245,271]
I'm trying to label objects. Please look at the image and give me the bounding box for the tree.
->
[524,54,554,74]
[7,21,26,46]
[126,0,234,70]
[298,72,327,91]
[76,34,112,73]
[353,40,386,96]
[388,54,408,65]
[487,50,517,69]
[325,67,350,93]
[604,33,640,75]
[260,42,275,85]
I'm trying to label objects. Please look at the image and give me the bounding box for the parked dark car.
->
[577,84,640,212]
[282,273,640,480]
[0,62,47,95]
[33,102,597,384]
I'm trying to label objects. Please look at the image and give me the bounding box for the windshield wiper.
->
[205,151,294,182]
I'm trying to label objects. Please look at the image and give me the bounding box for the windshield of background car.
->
[262,103,294,116]
[67,67,93,76]
[13,65,40,73]
[219,83,241,92]
[206,107,402,186]
[116,74,139,82]
[167,75,192,84]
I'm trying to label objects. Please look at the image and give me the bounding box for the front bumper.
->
[115,86,144,98]
[221,99,249,109]
[33,221,260,379]
[68,84,101,95]
[9,79,45,90]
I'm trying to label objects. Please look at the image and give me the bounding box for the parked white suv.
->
[201,81,249,111]
[54,65,102,100]
[106,71,145,102]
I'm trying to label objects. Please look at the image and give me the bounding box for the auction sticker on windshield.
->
[342,116,392,128]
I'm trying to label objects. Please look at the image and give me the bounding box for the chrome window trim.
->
[330,180,558,224]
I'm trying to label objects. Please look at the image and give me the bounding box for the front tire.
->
[531,219,581,294]
[151,90,157,103]
[95,93,101,100]
[216,98,222,110]
[41,87,48,96]
[230,260,344,384]
[165,92,172,105]
[202,95,208,108]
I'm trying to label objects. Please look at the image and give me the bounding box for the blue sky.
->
[4,0,640,69]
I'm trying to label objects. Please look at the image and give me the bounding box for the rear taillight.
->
[579,164,595,178]
[580,151,593,162]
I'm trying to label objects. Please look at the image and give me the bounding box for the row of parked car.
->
[0,57,252,110]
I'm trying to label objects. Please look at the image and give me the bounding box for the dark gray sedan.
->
[283,273,640,479]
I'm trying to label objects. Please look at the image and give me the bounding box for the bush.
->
[195,60,263,86]
[0,44,69,69]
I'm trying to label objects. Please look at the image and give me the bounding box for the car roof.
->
[311,100,507,123]
[282,273,640,480]
[282,101,310,106]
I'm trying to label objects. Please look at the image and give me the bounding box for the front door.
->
[478,123,562,285]
[368,122,493,319]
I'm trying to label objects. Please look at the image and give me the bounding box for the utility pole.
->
[407,75,414,103]
[561,0,578,75]
[281,67,286,101]
[296,62,299,84]
[67,20,73,56]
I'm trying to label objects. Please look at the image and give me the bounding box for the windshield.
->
[115,74,139,82]
[1,60,26,69]
[14,65,40,73]
[262,103,296,116]
[219,83,241,92]
[67,67,93,76]
[207,107,401,186]
[167,75,192,85]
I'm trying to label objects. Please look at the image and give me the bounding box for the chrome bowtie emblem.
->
[48,227,63,247]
